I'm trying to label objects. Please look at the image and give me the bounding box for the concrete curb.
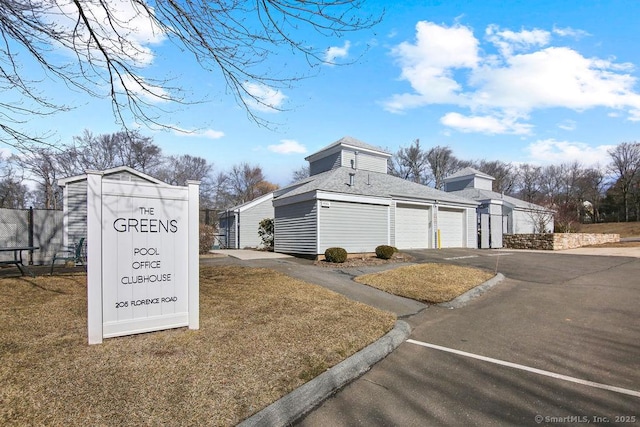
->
[238,320,412,427]
[439,273,505,309]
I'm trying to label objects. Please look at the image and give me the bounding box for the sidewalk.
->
[201,254,427,318]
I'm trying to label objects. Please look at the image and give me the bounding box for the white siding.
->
[395,204,430,249]
[466,207,478,248]
[274,200,317,255]
[389,203,396,247]
[341,151,388,173]
[513,209,537,234]
[239,199,274,248]
[318,200,388,253]
[513,209,553,233]
[66,181,88,246]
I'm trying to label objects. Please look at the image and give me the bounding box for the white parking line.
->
[486,253,513,256]
[443,255,479,260]
[407,339,640,398]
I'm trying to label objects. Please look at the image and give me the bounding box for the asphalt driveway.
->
[297,249,640,426]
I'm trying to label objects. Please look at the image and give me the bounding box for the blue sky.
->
[12,0,640,186]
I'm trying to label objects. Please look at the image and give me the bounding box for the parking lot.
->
[298,249,640,425]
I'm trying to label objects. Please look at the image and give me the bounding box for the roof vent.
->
[349,172,356,186]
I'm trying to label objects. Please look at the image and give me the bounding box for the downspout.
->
[235,210,240,249]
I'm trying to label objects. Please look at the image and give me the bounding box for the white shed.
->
[218,192,274,249]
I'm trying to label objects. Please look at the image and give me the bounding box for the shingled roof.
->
[448,187,552,211]
[274,166,478,206]
[305,136,391,161]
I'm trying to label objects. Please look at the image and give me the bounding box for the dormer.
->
[444,167,495,192]
[305,136,392,176]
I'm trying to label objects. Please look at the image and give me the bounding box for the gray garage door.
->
[395,204,430,249]
[438,208,464,248]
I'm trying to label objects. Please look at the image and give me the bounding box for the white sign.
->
[86,172,199,344]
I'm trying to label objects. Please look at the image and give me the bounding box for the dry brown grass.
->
[584,241,640,248]
[0,267,395,426]
[355,263,494,304]
[578,222,640,238]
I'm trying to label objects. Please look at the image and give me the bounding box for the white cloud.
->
[243,82,287,113]
[117,74,170,104]
[553,26,590,39]
[628,109,640,121]
[440,112,532,134]
[324,41,351,64]
[268,139,307,154]
[557,120,577,131]
[170,127,225,139]
[384,21,640,134]
[52,0,166,67]
[384,21,479,111]
[526,139,615,165]
[486,25,550,57]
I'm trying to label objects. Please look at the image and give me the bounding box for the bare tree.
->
[514,164,543,204]
[472,160,516,194]
[608,142,640,222]
[226,163,278,206]
[51,129,164,177]
[114,132,163,174]
[389,139,430,184]
[426,146,469,190]
[0,154,30,208]
[526,209,554,234]
[10,147,60,209]
[155,154,215,206]
[575,166,606,223]
[290,165,310,183]
[1,0,380,147]
[68,130,162,174]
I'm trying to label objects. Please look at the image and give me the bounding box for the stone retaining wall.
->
[503,233,620,250]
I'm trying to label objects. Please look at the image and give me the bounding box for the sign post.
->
[87,171,199,344]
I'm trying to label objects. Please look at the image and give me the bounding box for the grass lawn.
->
[355,263,494,304]
[578,222,640,238]
[0,266,395,426]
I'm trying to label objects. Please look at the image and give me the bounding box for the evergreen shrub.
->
[324,247,348,263]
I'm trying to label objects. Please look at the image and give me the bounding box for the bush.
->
[199,224,216,254]
[375,245,395,260]
[324,247,348,263]
[258,218,274,251]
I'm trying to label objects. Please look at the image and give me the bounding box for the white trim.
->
[222,192,274,213]
[57,166,166,187]
[305,142,391,163]
[392,199,434,208]
[316,191,391,206]
[187,181,200,330]
[62,185,69,247]
[86,172,103,345]
[273,191,316,207]
[387,205,391,246]
[316,200,322,254]
[274,190,392,207]
[391,194,479,208]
